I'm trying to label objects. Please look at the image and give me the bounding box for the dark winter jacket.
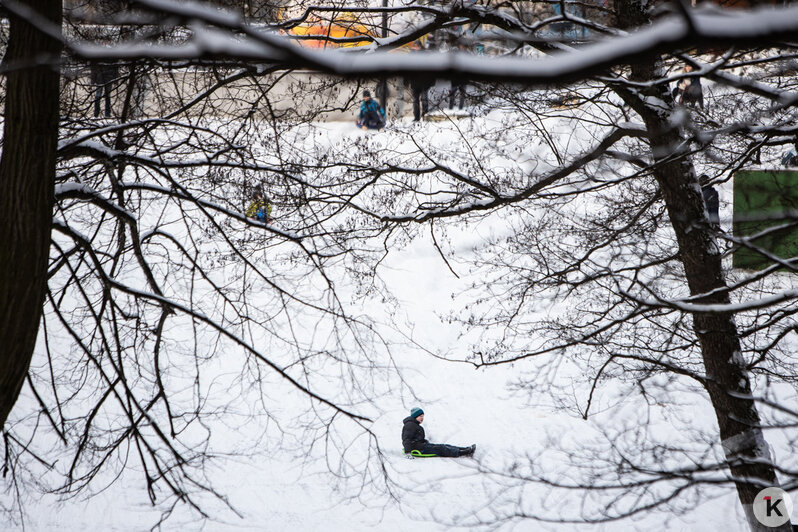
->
[402,416,427,453]
[91,62,119,86]
[676,78,703,109]
[701,185,719,226]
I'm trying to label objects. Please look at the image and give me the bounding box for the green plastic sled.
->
[403,449,437,458]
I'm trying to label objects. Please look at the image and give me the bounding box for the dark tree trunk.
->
[613,1,786,529]
[0,0,62,427]
[645,123,785,532]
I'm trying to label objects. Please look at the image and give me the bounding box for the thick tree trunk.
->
[0,0,62,427]
[613,1,787,529]
[648,127,786,532]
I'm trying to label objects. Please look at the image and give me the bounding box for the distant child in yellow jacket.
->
[246,190,272,223]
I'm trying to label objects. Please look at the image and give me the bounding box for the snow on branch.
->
[51,218,371,423]
[622,286,798,315]
[55,182,167,300]
[55,182,135,224]
[373,124,647,222]
[70,2,798,87]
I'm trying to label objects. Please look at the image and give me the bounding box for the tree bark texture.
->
[0,0,62,427]
[613,1,787,530]
[646,122,785,532]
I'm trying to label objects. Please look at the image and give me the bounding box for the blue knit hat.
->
[410,407,424,418]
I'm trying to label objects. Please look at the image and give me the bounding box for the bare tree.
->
[0,0,62,431]
[3,0,400,526]
[3,0,798,529]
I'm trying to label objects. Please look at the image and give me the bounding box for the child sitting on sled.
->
[402,407,475,457]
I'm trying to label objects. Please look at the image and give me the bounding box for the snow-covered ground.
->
[6,101,797,531]
[13,230,754,531]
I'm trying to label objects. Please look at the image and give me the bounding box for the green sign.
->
[733,170,798,270]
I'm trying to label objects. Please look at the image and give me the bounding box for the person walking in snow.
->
[448,44,469,111]
[356,90,386,130]
[402,407,475,457]
[91,60,118,117]
[410,78,432,122]
[448,78,466,111]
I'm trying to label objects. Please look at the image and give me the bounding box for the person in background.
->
[91,59,118,118]
[356,90,386,130]
[448,44,469,111]
[246,190,273,223]
[700,174,720,230]
[411,78,432,121]
[402,407,476,458]
[674,65,704,110]
[449,78,467,111]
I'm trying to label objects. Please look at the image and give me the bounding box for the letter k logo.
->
[754,487,792,527]
[764,496,784,517]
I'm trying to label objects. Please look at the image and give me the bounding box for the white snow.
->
[7,47,798,531]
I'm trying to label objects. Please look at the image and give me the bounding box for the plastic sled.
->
[403,449,437,458]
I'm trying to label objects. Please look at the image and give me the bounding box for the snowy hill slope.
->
[7,104,795,531]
